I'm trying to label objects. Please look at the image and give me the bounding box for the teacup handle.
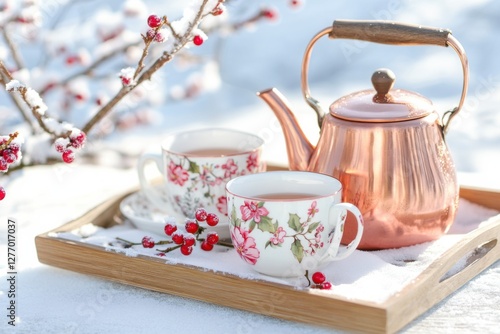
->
[137,153,168,211]
[320,202,364,263]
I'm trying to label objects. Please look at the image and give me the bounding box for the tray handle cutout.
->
[385,219,500,333]
[439,238,498,283]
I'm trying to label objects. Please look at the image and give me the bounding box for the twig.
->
[81,0,212,135]
[39,41,141,96]
[133,18,169,80]
[81,53,173,134]
[0,62,35,132]
[0,26,25,70]
[0,132,19,151]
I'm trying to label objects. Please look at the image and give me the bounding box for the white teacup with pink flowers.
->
[137,128,265,235]
[226,171,364,278]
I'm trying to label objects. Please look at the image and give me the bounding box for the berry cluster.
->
[0,132,21,173]
[161,208,220,255]
[0,132,22,201]
[117,208,221,256]
[145,14,167,43]
[309,271,332,290]
[54,130,86,164]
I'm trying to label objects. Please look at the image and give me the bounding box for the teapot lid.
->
[329,68,434,122]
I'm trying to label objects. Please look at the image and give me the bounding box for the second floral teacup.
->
[137,128,265,234]
[226,171,364,278]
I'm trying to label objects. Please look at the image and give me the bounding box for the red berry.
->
[147,14,162,28]
[311,272,326,285]
[212,6,223,16]
[0,159,7,171]
[9,143,20,155]
[65,55,78,65]
[185,220,199,234]
[193,35,204,46]
[180,244,193,256]
[261,8,278,20]
[55,141,66,153]
[172,232,184,245]
[121,76,131,86]
[70,132,86,149]
[142,236,155,248]
[164,223,177,236]
[62,149,74,163]
[2,149,16,164]
[154,31,165,43]
[146,29,156,40]
[200,240,214,251]
[290,0,301,7]
[156,252,166,257]
[195,208,208,221]
[206,232,219,245]
[74,93,85,101]
[183,235,195,247]
[0,187,5,201]
[320,282,332,290]
[206,213,219,226]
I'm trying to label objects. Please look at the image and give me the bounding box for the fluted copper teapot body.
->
[257,20,469,249]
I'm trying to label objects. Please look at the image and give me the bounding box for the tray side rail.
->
[35,236,388,333]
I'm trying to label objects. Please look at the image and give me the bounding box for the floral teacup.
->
[137,128,265,235]
[226,171,364,277]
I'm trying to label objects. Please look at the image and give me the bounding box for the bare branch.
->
[81,0,213,135]
[0,61,36,132]
[39,41,141,95]
[0,26,25,70]
[0,131,19,151]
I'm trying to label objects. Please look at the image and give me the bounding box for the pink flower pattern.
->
[246,151,259,171]
[240,200,269,223]
[167,161,189,186]
[221,158,238,178]
[231,226,260,264]
[216,196,227,216]
[169,149,261,216]
[270,226,286,245]
[308,201,318,217]
[229,197,330,267]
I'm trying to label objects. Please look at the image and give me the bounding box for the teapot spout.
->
[257,88,314,171]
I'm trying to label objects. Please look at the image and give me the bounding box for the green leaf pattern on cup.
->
[229,199,326,264]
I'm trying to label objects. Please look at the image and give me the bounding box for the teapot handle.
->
[301,20,469,134]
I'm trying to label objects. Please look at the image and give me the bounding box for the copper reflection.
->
[309,114,459,250]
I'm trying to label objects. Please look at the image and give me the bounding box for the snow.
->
[118,67,135,86]
[5,80,24,91]
[49,198,499,303]
[1,0,500,333]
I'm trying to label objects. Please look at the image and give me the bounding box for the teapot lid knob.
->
[371,68,396,100]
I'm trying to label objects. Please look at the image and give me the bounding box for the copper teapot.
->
[258,20,469,250]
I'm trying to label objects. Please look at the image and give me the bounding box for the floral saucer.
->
[120,186,230,239]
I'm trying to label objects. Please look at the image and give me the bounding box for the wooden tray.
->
[35,185,500,334]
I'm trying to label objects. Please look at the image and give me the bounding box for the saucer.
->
[119,187,230,239]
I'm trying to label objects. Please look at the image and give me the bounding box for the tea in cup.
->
[225,171,364,277]
[137,128,265,229]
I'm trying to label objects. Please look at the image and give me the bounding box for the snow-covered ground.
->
[1,1,499,333]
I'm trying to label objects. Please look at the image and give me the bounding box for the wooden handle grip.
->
[330,20,451,47]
